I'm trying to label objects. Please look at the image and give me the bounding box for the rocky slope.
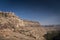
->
[0,11,46,40]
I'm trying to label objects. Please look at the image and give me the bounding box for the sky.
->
[0,0,60,25]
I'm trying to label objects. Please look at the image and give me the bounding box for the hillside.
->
[0,11,60,40]
[0,11,47,40]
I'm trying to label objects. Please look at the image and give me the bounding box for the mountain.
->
[0,11,46,40]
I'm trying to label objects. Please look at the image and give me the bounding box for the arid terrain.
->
[0,11,60,40]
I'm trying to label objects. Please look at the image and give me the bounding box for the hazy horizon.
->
[0,0,60,25]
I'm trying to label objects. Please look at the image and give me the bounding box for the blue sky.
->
[0,0,60,25]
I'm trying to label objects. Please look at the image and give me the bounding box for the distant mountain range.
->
[42,25,60,27]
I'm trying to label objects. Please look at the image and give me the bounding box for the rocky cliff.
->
[0,11,46,40]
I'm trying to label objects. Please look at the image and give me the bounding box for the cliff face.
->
[0,11,46,40]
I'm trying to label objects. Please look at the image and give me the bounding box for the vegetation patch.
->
[44,30,60,40]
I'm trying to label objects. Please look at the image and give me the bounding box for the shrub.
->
[44,30,60,40]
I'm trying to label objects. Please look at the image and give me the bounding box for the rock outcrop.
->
[0,11,46,40]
